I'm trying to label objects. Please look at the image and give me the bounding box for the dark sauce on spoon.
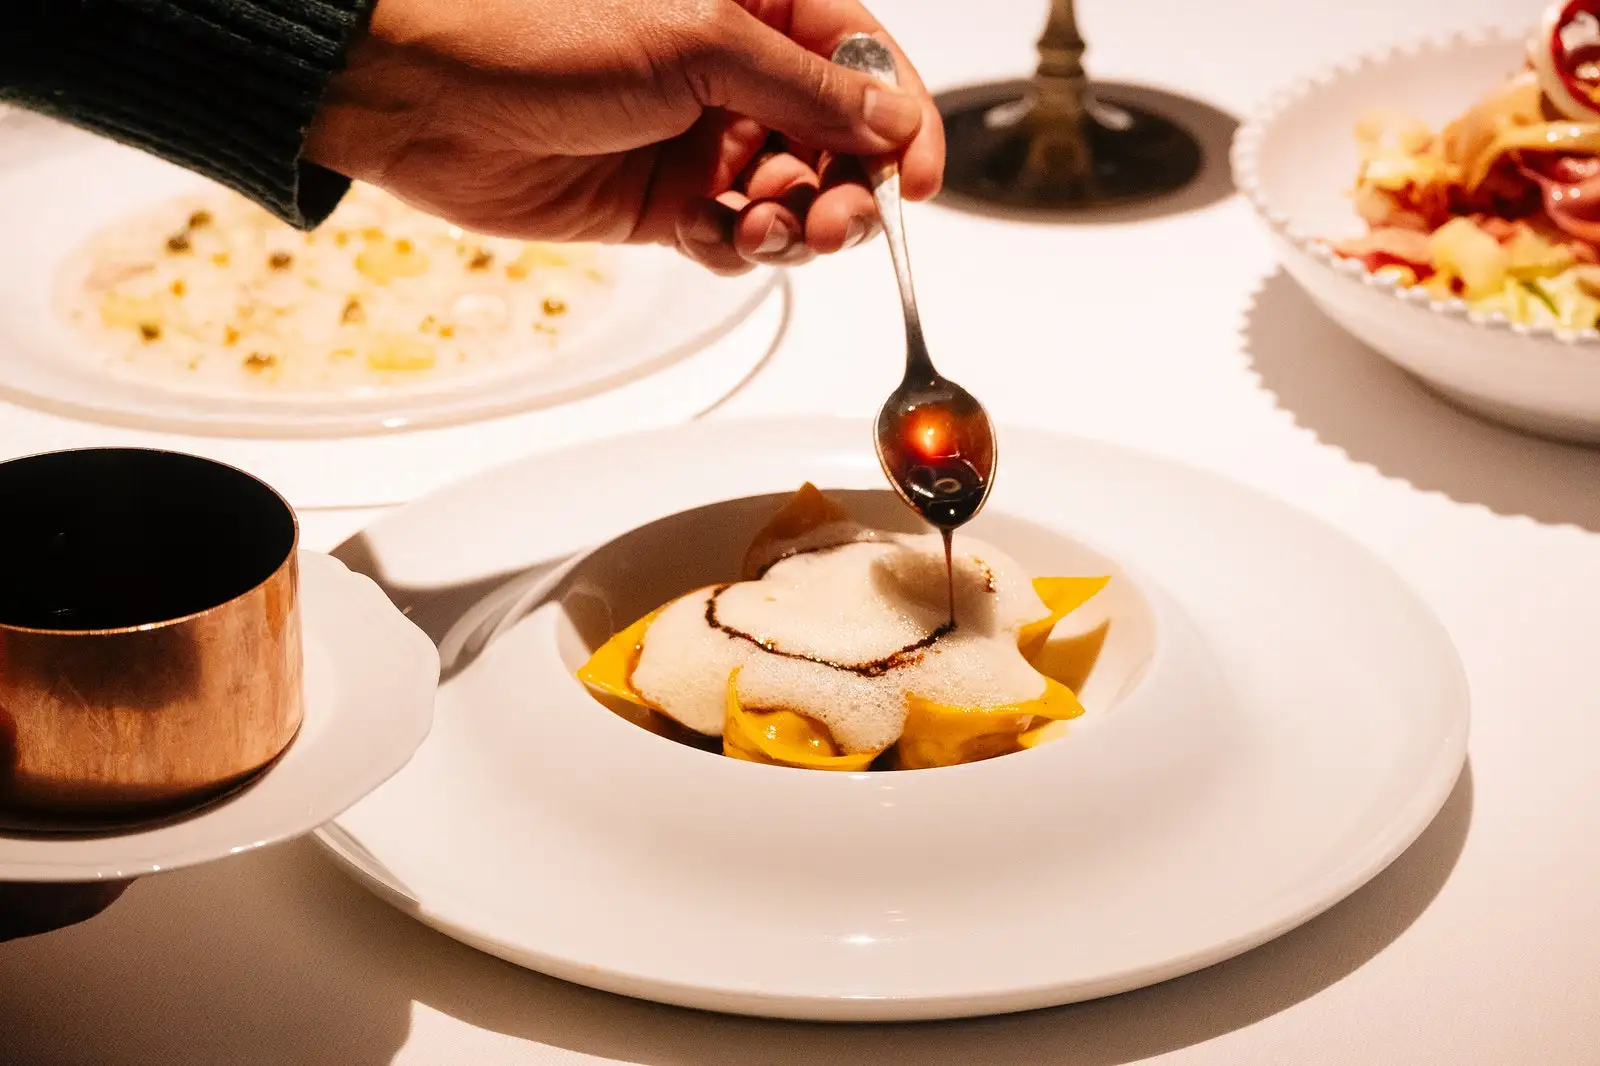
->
[904,458,986,627]
[877,400,995,626]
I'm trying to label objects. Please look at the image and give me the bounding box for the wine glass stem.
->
[1036,0,1087,85]
[1033,0,1089,123]
[1018,0,1093,189]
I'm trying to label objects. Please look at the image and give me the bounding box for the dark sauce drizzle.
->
[750,539,861,579]
[942,530,955,627]
[704,582,956,679]
[878,409,993,625]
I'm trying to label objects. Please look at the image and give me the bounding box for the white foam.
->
[743,519,871,577]
[629,536,1053,753]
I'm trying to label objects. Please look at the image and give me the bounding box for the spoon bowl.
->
[874,374,996,528]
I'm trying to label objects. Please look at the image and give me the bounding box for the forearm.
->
[0,0,374,228]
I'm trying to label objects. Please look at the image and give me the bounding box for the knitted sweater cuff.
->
[2,0,375,228]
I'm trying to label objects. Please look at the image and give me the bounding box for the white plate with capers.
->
[0,124,774,437]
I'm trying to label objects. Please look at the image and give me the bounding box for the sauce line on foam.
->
[703,538,997,679]
[704,584,956,678]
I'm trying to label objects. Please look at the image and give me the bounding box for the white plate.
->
[0,551,437,882]
[0,120,775,437]
[0,280,788,510]
[315,418,1469,1020]
[1234,27,1600,444]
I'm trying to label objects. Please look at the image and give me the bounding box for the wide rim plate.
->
[314,417,1469,1020]
[0,279,789,510]
[0,120,776,437]
[0,551,438,881]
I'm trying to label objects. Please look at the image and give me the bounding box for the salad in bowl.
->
[1334,0,1600,330]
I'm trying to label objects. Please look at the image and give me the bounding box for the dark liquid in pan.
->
[0,450,295,631]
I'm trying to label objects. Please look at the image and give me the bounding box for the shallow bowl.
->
[1234,28,1600,443]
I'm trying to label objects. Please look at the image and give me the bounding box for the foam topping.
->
[629,535,1053,754]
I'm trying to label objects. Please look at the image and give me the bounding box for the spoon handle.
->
[831,35,932,378]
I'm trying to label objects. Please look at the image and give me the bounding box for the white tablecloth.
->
[7,1,1598,1062]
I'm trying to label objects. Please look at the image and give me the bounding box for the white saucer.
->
[315,418,1468,1020]
[0,551,437,882]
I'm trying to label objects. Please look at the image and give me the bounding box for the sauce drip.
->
[942,527,955,627]
[879,400,994,624]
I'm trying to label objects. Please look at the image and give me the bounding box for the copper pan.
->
[0,448,302,830]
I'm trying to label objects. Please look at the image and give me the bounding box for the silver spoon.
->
[831,35,998,538]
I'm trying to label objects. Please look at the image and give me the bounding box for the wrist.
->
[304,0,443,184]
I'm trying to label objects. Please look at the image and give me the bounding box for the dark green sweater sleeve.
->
[0,0,375,229]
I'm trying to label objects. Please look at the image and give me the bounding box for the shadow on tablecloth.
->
[0,762,1472,1065]
[0,839,416,1065]
[0,479,1473,1065]
[1245,271,1600,533]
[0,690,1472,1064]
[395,762,1471,1064]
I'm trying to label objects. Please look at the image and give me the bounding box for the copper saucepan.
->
[0,448,302,829]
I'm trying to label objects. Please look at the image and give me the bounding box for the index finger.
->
[749,0,946,199]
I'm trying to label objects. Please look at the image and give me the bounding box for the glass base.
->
[936,79,1203,212]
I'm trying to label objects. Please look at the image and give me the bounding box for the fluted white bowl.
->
[1235,28,1600,443]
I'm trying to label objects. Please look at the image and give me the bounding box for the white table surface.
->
[7,1,1599,1063]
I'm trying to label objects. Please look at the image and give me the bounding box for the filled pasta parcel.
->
[577,484,1112,771]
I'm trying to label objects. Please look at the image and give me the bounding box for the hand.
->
[305,0,944,274]
[0,879,132,943]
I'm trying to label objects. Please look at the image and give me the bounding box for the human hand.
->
[0,879,132,943]
[305,0,944,274]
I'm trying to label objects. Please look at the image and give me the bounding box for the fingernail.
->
[863,85,921,142]
[755,217,795,256]
[843,216,870,249]
[685,209,724,246]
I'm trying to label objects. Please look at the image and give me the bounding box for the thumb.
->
[685,13,923,154]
